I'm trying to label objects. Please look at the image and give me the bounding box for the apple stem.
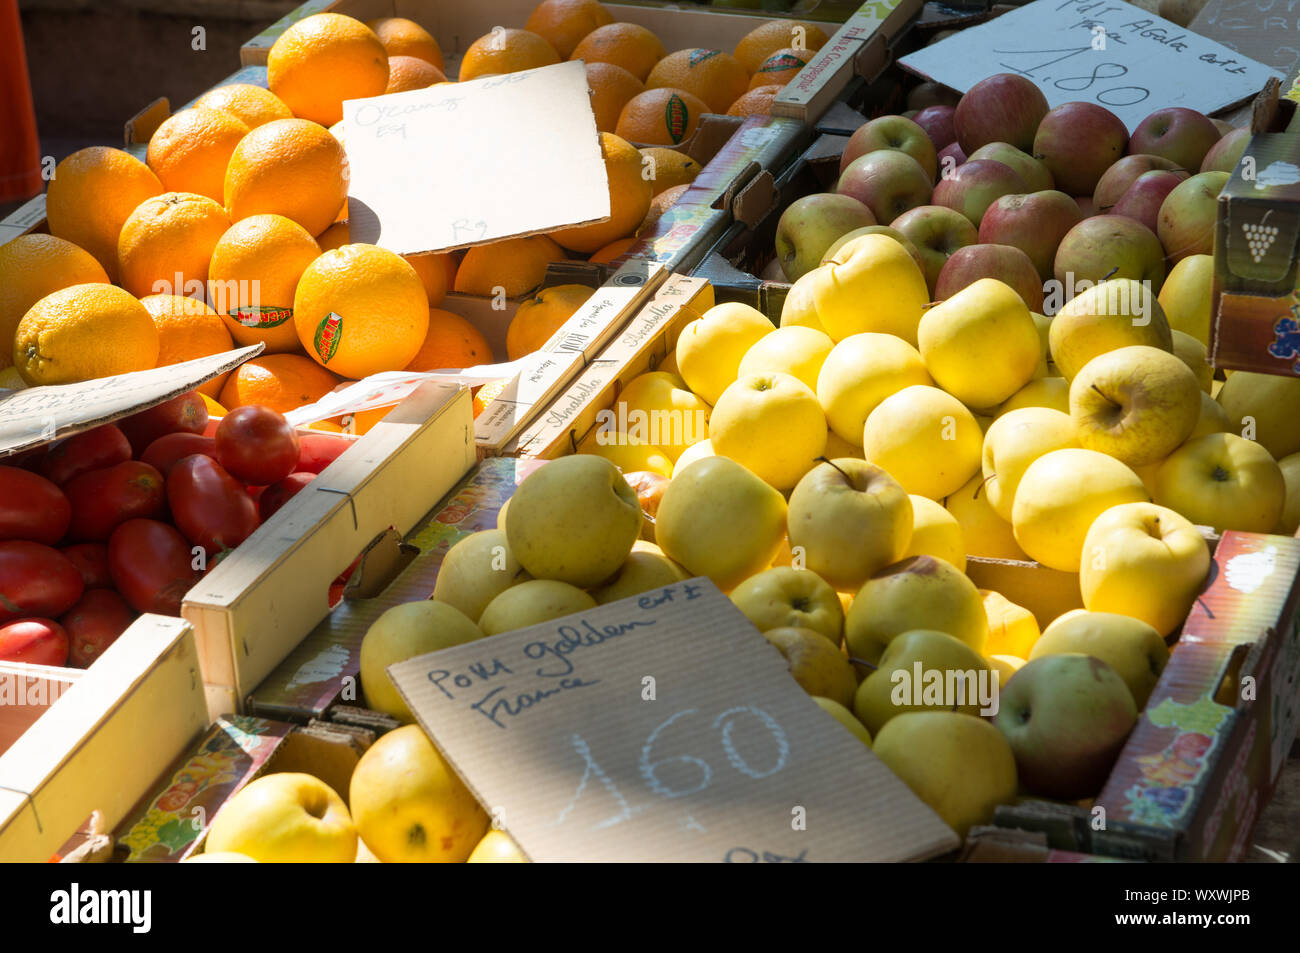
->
[973,472,996,500]
[1103,266,1120,281]
[815,456,853,482]
[847,656,879,673]
[1090,383,1120,407]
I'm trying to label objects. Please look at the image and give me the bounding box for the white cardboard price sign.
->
[899,0,1284,132]
[342,60,609,255]
[388,579,959,863]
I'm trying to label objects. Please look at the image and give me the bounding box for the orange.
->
[317,222,349,252]
[219,353,343,413]
[385,55,445,93]
[139,294,234,398]
[728,84,781,117]
[551,132,652,253]
[44,147,163,282]
[308,418,345,433]
[639,147,700,195]
[192,84,293,129]
[570,23,666,82]
[293,244,429,378]
[146,107,250,203]
[646,49,749,114]
[208,213,321,354]
[586,61,644,133]
[0,234,109,370]
[268,13,388,126]
[405,308,492,370]
[459,29,559,82]
[616,87,707,145]
[588,236,637,264]
[473,379,510,418]
[639,184,689,235]
[200,393,228,418]
[402,253,449,307]
[749,47,812,89]
[733,19,830,75]
[367,17,444,71]
[224,118,348,238]
[14,284,159,386]
[117,192,231,299]
[453,235,566,297]
[506,284,595,359]
[526,0,615,59]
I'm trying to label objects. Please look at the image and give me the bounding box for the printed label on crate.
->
[900,0,1283,131]
[389,580,959,863]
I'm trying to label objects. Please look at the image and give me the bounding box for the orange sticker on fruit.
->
[314,312,343,364]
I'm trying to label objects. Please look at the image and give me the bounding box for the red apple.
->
[1093,154,1185,211]
[1157,170,1230,263]
[955,73,1049,153]
[932,159,1027,227]
[890,204,979,294]
[1111,170,1185,234]
[840,115,939,180]
[1200,127,1250,174]
[913,105,957,151]
[1053,215,1167,292]
[967,142,1053,192]
[937,140,967,178]
[979,190,1084,280]
[836,149,933,225]
[1128,107,1221,172]
[936,244,1045,311]
[775,192,877,281]
[1033,102,1128,196]
[907,82,961,111]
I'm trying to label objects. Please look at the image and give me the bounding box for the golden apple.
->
[824,429,865,459]
[863,385,983,500]
[431,529,530,623]
[590,551,688,603]
[1278,451,1300,534]
[988,654,1025,687]
[1216,370,1300,460]
[810,233,930,344]
[945,472,1029,560]
[1011,448,1148,571]
[1049,278,1173,380]
[1031,609,1170,709]
[779,270,827,333]
[816,332,932,447]
[1152,432,1286,532]
[673,436,714,472]
[576,429,674,478]
[478,579,597,636]
[361,601,485,722]
[854,629,994,735]
[350,725,488,863]
[1157,253,1213,346]
[675,302,773,405]
[844,555,988,663]
[902,494,966,571]
[730,566,844,643]
[982,588,1040,658]
[812,696,872,747]
[1191,390,1230,439]
[918,278,1041,408]
[614,371,711,462]
[738,325,834,392]
[1171,329,1213,393]
[764,625,857,708]
[467,830,527,863]
[997,376,1070,416]
[205,772,357,863]
[709,371,828,490]
[981,407,1079,520]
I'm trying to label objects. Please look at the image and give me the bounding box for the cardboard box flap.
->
[0,345,263,458]
[388,579,960,863]
[343,60,609,256]
[1192,0,1300,76]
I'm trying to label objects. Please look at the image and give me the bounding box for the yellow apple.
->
[863,385,983,500]
[1152,432,1286,532]
[1171,329,1213,393]
[1157,253,1213,346]
[590,551,688,603]
[853,629,994,735]
[824,428,865,459]
[873,711,1017,837]
[810,233,930,344]
[614,371,711,462]
[945,472,1029,560]
[738,325,834,391]
[981,407,1079,520]
[1031,609,1171,709]
[361,601,485,722]
[1079,501,1211,637]
[1216,370,1300,460]
[988,654,1025,688]
[918,278,1041,408]
[812,696,872,747]
[205,773,357,863]
[844,554,988,663]
[902,494,966,571]
[730,566,844,643]
[496,497,509,531]
[577,429,674,478]
[656,455,787,590]
[1030,311,1052,378]
[981,589,1040,658]
[478,579,597,636]
[1278,452,1300,534]
[764,625,857,707]
[997,376,1070,416]
[1011,448,1148,571]
[431,529,530,623]
[1049,278,1173,380]
[673,436,714,472]
[709,371,827,490]
[350,724,488,863]
[816,332,932,447]
[1191,390,1230,439]
[779,269,827,333]
[787,458,913,591]
[1069,345,1201,467]
[675,302,773,405]
[506,454,642,587]
[467,830,527,863]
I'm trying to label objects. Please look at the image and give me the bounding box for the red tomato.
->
[215,406,301,485]
[117,392,208,455]
[61,589,136,668]
[140,432,217,477]
[59,542,113,589]
[0,466,71,545]
[167,455,260,558]
[259,472,316,521]
[295,432,352,474]
[38,424,132,486]
[0,541,84,623]
[0,618,69,666]
[108,519,201,616]
[64,461,166,542]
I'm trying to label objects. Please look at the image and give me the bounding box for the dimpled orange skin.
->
[0,235,109,371]
[116,192,231,299]
[192,83,294,129]
[267,13,389,126]
[367,17,444,71]
[224,118,348,239]
[550,132,652,254]
[14,284,160,386]
[645,48,749,114]
[139,293,234,398]
[525,0,615,59]
[145,107,250,202]
[458,28,560,81]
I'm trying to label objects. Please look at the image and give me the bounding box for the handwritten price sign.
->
[899,0,1282,131]
[388,579,958,863]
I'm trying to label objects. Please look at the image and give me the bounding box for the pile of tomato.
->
[0,392,351,669]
